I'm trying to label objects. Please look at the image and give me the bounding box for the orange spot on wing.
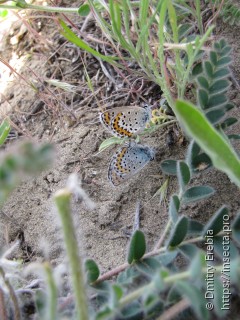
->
[116,147,129,173]
[112,113,133,137]
[103,112,111,125]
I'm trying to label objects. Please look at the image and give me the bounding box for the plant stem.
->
[157,298,190,320]
[0,266,21,320]
[179,26,214,98]
[118,265,225,309]
[44,262,58,320]
[167,2,183,98]
[95,230,226,283]
[0,4,79,13]
[195,0,203,35]
[0,286,7,320]
[157,0,174,108]
[54,189,89,320]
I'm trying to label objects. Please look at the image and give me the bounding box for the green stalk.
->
[118,264,226,309]
[179,25,214,98]
[44,263,58,320]
[0,267,21,320]
[0,119,10,146]
[0,3,79,13]
[157,0,173,108]
[167,1,183,97]
[54,189,89,320]
[195,0,203,35]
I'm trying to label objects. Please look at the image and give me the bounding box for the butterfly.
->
[99,106,151,138]
[108,141,155,186]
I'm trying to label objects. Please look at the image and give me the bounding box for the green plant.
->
[211,0,240,26]
[1,141,240,319]
[60,0,214,112]
[0,142,54,206]
[0,7,8,18]
[0,119,10,146]
[18,152,239,320]
[0,140,54,319]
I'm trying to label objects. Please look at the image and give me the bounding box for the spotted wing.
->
[108,142,154,186]
[100,106,151,138]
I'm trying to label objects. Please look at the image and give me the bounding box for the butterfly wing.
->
[108,142,154,186]
[100,106,151,138]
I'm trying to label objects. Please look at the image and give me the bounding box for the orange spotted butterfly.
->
[108,141,155,186]
[99,106,151,138]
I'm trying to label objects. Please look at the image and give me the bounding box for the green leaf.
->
[232,213,240,245]
[167,216,188,248]
[213,277,228,318]
[189,251,206,280]
[191,62,203,77]
[187,219,204,235]
[176,281,209,319]
[215,39,227,50]
[208,94,228,108]
[209,79,230,94]
[206,108,225,124]
[177,161,191,192]
[167,285,181,303]
[127,230,146,264]
[59,20,118,64]
[182,186,215,204]
[160,159,177,175]
[78,4,90,16]
[204,61,213,78]
[213,68,230,79]
[210,51,217,65]
[98,137,125,152]
[224,103,235,111]
[153,270,165,291]
[228,134,240,140]
[175,100,240,188]
[187,140,201,162]
[178,23,193,40]
[85,259,100,284]
[219,117,238,129]
[117,267,138,284]
[143,293,164,317]
[197,76,209,90]
[191,153,212,173]
[187,140,206,173]
[155,251,178,266]
[168,194,180,222]
[220,45,231,56]
[230,258,240,287]
[213,235,239,260]
[202,206,228,237]
[121,302,142,318]
[136,257,161,275]
[93,281,111,294]
[217,56,232,67]
[179,243,198,260]
[110,284,123,308]
[198,89,208,109]
[96,306,112,320]
[0,9,9,19]
[0,119,10,146]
